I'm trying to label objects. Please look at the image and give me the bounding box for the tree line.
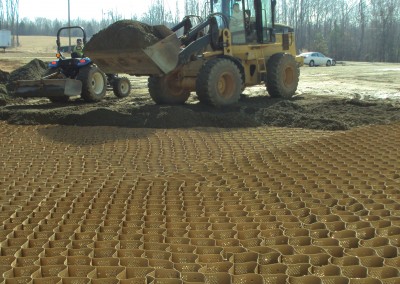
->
[1,0,399,62]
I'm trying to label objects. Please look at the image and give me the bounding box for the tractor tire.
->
[196,58,242,106]
[76,65,107,102]
[113,77,131,98]
[148,73,190,104]
[48,96,70,103]
[266,53,299,99]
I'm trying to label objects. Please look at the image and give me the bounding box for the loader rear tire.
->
[77,65,107,102]
[148,73,190,104]
[266,53,299,99]
[196,58,242,106]
[113,77,131,98]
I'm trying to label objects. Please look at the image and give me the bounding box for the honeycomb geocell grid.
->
[0,121,399,283]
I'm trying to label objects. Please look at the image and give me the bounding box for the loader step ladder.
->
[256,48,267,83]
[257,48,267,74]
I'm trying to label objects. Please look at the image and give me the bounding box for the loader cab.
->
[211,0,275,44]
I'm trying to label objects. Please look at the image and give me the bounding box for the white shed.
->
[0,30,12,51]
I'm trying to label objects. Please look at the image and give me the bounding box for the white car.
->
[299,52,336,67]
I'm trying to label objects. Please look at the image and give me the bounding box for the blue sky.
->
[19,0,151,20]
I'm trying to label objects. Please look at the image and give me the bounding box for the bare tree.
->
[141,0,173,25]
[174,0,181,24]
[357,0,366,60]
[184,0,200,17]
[371,0,398,61]
[3,0,399,62]
[0,0,4,29]
[3,0,19,46]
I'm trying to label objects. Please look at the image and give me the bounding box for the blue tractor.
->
[14,26,131,103]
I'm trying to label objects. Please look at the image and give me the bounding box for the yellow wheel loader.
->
[85,0,302,106]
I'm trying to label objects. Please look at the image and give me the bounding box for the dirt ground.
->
[0,37,399,283]
[0,50,399,130]
[0,36,399,130]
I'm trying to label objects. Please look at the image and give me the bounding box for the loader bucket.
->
[143,33,181,74]
[14,79,82,98]
[85,33,181,76]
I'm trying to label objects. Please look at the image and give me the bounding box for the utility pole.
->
[68,0,71,51]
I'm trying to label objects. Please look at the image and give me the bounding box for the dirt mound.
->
[0,69,10,83]
[0,69,10,105]
[0,59,49,105]
[0,84,8,106]
[9,59,48,82]
[4,59,48,95]
[1,92,399,131]
[85,20,173,51]
[254,100,349,130]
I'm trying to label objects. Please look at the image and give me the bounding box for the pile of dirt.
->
[0,70,10,105]
[9,58,48,82]
[0,84,8,106]
[0,69,10,83]
[1,93,399,131]
[0,59,49,105]
[85,20,173,51]
[0,59,48,105]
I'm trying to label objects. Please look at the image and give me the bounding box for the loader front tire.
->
[196,58,242,106]
[266,53,299,99]
[148,73,190,104]
[77,65,107,102]
[113,77,131,98]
